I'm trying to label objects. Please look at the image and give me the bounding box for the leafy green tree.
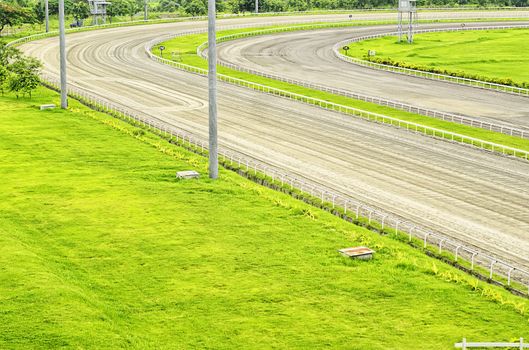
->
[0,2,37,36]
[32,2,46,25]
[0,41,21,66]
[123,0,141,20]
[184,0,206,15]
[263,0,286,11]
[46,0,75,15]
[215,0,226,12]
[7,56,41,98]
[158,0,180,12]
[225,0,254,12]
[287,0,308,10]
[69,0,90,25]
[0,64,8,96]
[107,0,127,22]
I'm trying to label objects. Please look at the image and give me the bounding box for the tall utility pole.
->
[144,0,148,20]
[45,0,49,32]
[255,0,258,14]
[58,0,68,109]
[207,0,218,179]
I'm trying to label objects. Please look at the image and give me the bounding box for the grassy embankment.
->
[346,28,529,87]
[1,86,529,348]
[154,24,529,154]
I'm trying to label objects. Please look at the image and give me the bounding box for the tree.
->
[107,0,127,22]
[225,0,255,12]
[32,1,46,25]
[0,2,37,36]
[158,0,180,11]
[184,0,206,15]
[69,0,90,25]
[0,41,21,66]
[123,0,141,20]
[7,56,41,98]
[0,65,8,96]
[46,0,74,15]
[287,0,308,10]
[263,0,286,11]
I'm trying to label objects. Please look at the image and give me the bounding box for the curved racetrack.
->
[20,13,529,270]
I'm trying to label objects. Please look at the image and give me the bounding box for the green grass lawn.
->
[1,87,529,349]
[155,25,529,154]
[347,28,529,87]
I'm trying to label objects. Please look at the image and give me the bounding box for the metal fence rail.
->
[455,338,528,349]
[38,72,529,294]
[196,28,529,140]
[333,24,529,96]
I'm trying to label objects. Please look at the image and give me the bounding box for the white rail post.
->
[455,245,462,261]
[471,252,477,270]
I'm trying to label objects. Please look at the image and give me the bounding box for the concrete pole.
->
[45,0,49,32]
[255,0,258,14]
[144,0,148,21]
[59,0,68,109]
[408,11,413,43]
[208,0,218,179]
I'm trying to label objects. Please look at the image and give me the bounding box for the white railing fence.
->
[455,338,528,349]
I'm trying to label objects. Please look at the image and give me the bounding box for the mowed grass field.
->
[347,28,529,86]
[1,87,529,349]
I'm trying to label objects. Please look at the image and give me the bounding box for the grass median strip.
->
[344,27,529,88]
[2,86,529,348]
[154,23,529,155]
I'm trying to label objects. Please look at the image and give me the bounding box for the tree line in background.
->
[1,0,528,35]
[0,43,41,97]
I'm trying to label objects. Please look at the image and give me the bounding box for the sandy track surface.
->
[20,14,529,269]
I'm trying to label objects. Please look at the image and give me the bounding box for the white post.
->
[144,0,148,20]
[255,0,258,14]
[208,0,218,179]
[58,0,68,109]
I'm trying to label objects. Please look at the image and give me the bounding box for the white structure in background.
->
[398,0,418,43]
[88,0,111,25]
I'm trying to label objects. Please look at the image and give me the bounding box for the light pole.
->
[255,0,258,14]
[58,0,68,109]
[45,0,49,32]
[144,0,148,21]
[208,0,218,179]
